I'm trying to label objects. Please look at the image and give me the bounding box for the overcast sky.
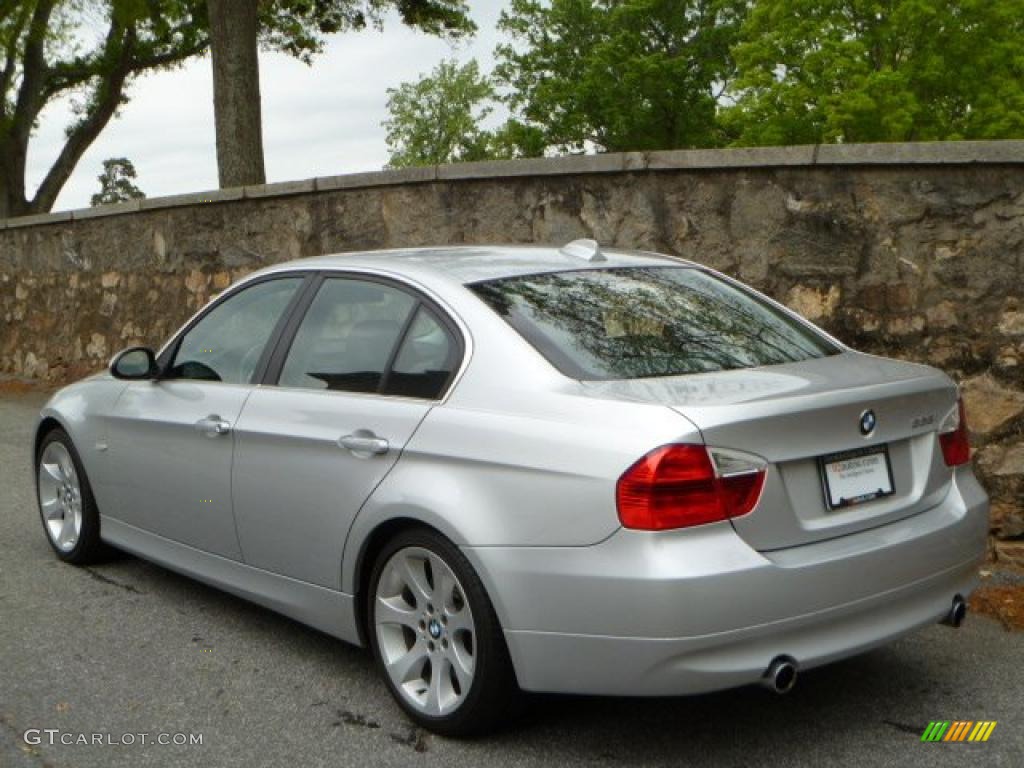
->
[26,2,509,212]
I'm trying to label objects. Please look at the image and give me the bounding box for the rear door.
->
[231,274,463,589]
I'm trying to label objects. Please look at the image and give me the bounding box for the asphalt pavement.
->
[1,391,1022,767]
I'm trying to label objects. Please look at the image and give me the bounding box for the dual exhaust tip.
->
[760,595,966,695]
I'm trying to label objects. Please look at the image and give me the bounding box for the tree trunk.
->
[0,177,11,219]
[207,0,266,188]
[0,147,29,218]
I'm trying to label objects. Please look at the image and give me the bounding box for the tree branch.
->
[43,38,209,101]
[0,1,31,111]
[11,0,56,145]
[30,26,135,213]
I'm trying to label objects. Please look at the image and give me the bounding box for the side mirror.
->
[110,347,158,380]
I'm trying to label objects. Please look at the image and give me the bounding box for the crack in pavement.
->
[883,719,925,736]
[82,568,145,595]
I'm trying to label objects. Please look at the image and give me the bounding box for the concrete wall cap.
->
[2,140,1023,229]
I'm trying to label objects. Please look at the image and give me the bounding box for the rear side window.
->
[382,306,458,400]
[279,279,416,393]
[275,276,461,399]
[470,267,838,381]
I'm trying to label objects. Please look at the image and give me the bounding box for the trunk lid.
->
[580,351,959,549]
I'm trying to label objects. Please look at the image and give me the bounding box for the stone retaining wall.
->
[1,141,1022,564]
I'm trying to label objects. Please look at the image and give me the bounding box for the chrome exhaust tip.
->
[941,594,967,628]
[762,656,798,694]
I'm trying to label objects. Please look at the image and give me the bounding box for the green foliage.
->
[725,0,1024,145]
[494,0,747,153]
[90,156,145,206]
[384,58,509,167]
[259,0,474,63]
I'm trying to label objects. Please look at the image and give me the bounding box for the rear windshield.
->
[470,267,839,381]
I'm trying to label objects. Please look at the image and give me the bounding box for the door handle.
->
[339,431,389,456]
[195,415,232,437]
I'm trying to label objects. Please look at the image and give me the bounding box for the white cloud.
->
[25,1,509,212]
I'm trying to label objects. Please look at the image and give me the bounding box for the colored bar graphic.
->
[944,721,972,741]
[921,720,996,742]
[973,722,997,742]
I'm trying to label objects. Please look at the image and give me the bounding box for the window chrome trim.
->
[155,265,474,404]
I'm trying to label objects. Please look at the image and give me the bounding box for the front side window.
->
[470,267,839,381]
[278,278,416,394]
[168,278,302,384]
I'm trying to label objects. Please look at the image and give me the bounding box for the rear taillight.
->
[616,444,766,531]
[939,398,971,467]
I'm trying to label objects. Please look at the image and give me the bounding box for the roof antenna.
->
[560,238,606,262]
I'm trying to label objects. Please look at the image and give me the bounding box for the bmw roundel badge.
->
[860,409,877,436]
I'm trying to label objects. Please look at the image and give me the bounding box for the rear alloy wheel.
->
[368,529,517,737]
[36,428,107,564]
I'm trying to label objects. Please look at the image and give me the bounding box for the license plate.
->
[819,446,894,510]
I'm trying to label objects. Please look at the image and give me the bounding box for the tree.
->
[0,1,473,218]
[494,0,747,154]
[725,0,1024,145]
[384,59,503,167]
[0,1,208,219]
[90,157,145,206]
[208,0,475,188]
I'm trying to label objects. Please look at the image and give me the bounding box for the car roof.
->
[256,244,696,285]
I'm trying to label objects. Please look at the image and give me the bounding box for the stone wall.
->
[1,141,1022,564]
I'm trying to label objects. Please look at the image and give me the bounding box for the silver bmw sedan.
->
[33,241,988,736]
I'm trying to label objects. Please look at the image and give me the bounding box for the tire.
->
[36,428,109,565]
[367,527,519,737]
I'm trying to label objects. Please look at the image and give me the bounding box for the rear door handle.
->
[195,415,232,437]
[339,431,389,456]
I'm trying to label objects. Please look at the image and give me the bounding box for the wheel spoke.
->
[433,558,456,609]
[375,596,419,629]
[388,637,428,684]
[59,516,76,547]
[447,642,474,694]
[425,657,446,715]
[445,606,473,634]
[41,497,63,521]
[399,557,432,606]
[41,461,64,485]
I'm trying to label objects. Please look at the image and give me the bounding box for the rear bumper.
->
[463,467,988,696]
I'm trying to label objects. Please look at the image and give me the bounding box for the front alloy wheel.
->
[38,440,83,553]
[36,428,108,564]
[368,529,517,736]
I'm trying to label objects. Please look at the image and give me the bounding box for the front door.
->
[106,276,304,558]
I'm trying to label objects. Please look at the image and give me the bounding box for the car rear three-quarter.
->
[31,243,989,736]
[450,256,988,697]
